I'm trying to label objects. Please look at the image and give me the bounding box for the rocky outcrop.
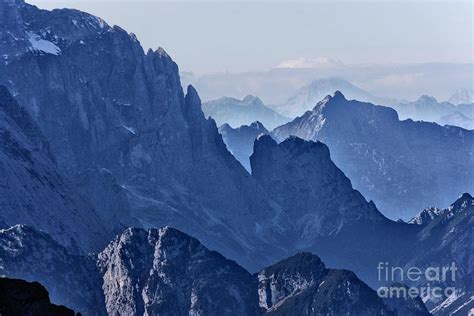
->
[0,86,109,253]
[98,227,260,316]
[219,121,269,171]
[0,277,76,316]
[272,91,474,219]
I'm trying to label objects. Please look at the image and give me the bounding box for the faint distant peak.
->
[416,95,438,103]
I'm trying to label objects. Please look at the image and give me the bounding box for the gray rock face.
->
[98,227,260,316]
[272,91,474,219]
[257,253,395,316]
[202,95,290,130]
[0,0,280,270]
[219,121,269,171]
[0,225,106,315]
[0,86,109,253]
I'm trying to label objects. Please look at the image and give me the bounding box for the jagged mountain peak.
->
[321,90,346,103]
[409,192,473,225]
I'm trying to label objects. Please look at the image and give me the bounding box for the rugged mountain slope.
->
[257,253,396,315]
[0,278,76,315]
[392,95,474,130]
[1,225,429,315]
[272,78,387,118]
[98,227,260,316]
[406,193,473,315]
[203,95,290,130]
[0,0,281,270]
[0,86,109,253]
[219,121,269,171]
[273,91,474,219]
[250,135,421,284]
[0,225,106,315]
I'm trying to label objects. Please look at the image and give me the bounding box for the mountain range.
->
[0,0,472,315]
[202,95,290,130]
[273,91,474,219]
[270,78,392,118]
[391,95,474,130]
[0,224,433,315]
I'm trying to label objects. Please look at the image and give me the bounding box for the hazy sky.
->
[29,1,473,74]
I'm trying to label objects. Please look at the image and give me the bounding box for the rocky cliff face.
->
[273,91,474,219]
[0,277,76,315]
[0,0,281,270]
[219,121,269,172]
[98,227,260,316]
[0,86,109,253]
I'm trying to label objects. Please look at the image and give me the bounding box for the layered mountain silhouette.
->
[392,95,474,130]
[271,78,391,118]
[203,95,290,130]
[0,1,472,315]
[273,91,474,219]
[219,121,269,171]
